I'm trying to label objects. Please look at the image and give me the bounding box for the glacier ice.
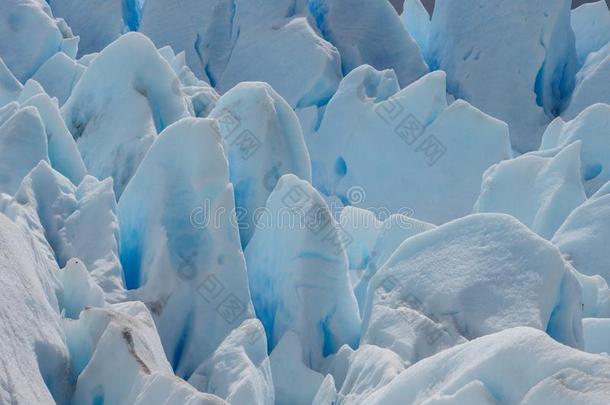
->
[19,90,86,185]
[339,206,435,311]
[139,0,232,82]
[61,32,190,197]
[269,331,325,405]
[474,142,587,240]
[0,212,70,404]
[363,214,584,352]
[57,258,105,319]
[48,0,140,57]
[0,0,77,83]
[366,327,610,405]
[428,0,577,153]
[214,0,343,109]
[30,52,86,106]
[400,0,430,62]
[583,318,610,354]
[188,319,273,405]
[562,42,610,119]
[0,57,22,105]
[318,344,406,404]
[0,1,610,403]
[307,66,512,224]
[0,103,49,195]
[571,1,610,66]
[118,117,254,378]
[308,0,428,88]
[66,302,228,405]
[244,174,360,369]
[1,161,125,300]
[541,103,610,196]
[552,181,610,285]
[209,82,312,247]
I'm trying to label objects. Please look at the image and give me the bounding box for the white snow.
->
[363,214,584,352]
[366,327,610,405]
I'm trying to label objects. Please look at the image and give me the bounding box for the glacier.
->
[0,0,610,404]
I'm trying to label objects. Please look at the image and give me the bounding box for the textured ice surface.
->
[188,319,273,405]
[2,162,124,300]
[0,104,48,194]
[0,57,22,105]
[0,213,70,405]
[0,0,77,83]
[553,181,610,285]
[30,52,86,106]
[215,0,343,109]
[0,1,609,403]
[62,32,190,197]
[542,103,610,196]
[428,0,577,153]
[119,117,254,378]
[245,174,360,369]
[308,67,511,224]
[562,42,610,119]
[583,318,610,354]
[401,0,430,62]
[366,327,610,405]
[269,331,325,405]
[571,1,610,66]
[209,82,311,246]
[309,0,428,87]
[363,214,584,352]
[48,0,139,57]
[66,302,228,405]
[474,142,586,239]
